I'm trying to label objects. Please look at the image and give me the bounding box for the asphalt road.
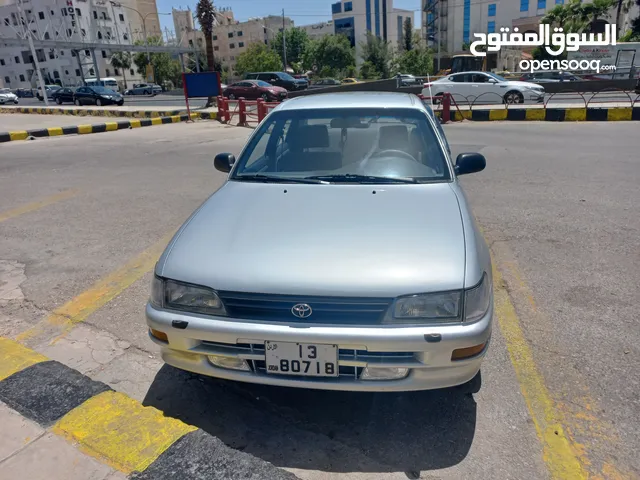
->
[0,121,638,479]
[13,90,640,109]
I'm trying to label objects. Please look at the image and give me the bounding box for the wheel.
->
[228,93,236,100]
[261,93,269,101]
[14,99,19,104]
[74,99,81,106]
[117,101,124,106]
[96,98,102,106]
[503,91,524,104]
[56,97,62,105]
[146,89,151,95]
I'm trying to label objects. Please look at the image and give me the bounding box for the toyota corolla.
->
[146,92,493,392]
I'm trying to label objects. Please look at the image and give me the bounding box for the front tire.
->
[504,91,524,104]
[261,93,269,101]
[75,99,81,106]
[228,93,236,100]
[56,98,62,105]
[96,98,102,106]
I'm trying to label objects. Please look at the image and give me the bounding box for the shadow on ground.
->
[143,365,477,475]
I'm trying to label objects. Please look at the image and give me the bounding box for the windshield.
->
[0,89,11,93]
[92,86,117,94]
[256,80,272,87]
[277,72,296,81]
[487,72,507,82]
[230,108,450,184]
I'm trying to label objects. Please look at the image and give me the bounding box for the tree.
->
[359,33,393,78]
[403,17,413,51]
[235,42,282,76]
[271,27,309,67]
[396,47,433,76]
[306,34,355,76]
[110,51,132,89]
[541,0,616,33]
[132,37,181,87]
[196,0,216,106]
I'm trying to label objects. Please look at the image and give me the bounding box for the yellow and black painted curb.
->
[0,106,190,119]
[0,337,298,479]
[0,112,217,143]
[445,106,640,122]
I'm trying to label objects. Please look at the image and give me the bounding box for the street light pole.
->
[17,0,48,105]
[282,9,287,72]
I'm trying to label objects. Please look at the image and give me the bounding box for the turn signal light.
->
[451,342,486,361]
[149,329,168,342]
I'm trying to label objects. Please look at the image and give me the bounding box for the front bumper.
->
[146,302,493,392]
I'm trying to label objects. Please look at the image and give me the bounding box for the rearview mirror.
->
[214,153,236,173]
[455,153,486,176]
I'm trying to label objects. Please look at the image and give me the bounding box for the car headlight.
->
[150,276,226,315]
[394,291,461,322]
[464,273,491,322]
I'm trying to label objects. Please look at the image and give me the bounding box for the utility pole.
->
[282,9,287,72]
[17,0,48,105]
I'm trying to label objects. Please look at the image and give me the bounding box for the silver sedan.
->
[146,92,493,392]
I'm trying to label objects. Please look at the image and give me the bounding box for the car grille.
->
[216,291,393,325]
[200,341,416,379]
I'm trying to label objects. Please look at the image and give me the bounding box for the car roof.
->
[275,92,424,111]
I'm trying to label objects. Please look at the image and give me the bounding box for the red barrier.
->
[256,98,266,122]
[238,97,247,125]
[442,93,451,123]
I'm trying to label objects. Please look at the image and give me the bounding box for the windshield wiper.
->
[305,174,420,184]
[234,174,328,184]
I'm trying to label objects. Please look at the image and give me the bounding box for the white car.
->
[0,88,19,104]
[422,71,545,105]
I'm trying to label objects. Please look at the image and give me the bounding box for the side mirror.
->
[455,153,486,176]
[488,78,498,83]
[214,153,236,173]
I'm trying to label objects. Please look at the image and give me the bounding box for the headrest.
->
[289,124,330,150]
[378,125,409,151]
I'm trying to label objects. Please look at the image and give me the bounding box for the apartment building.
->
[0,0,157,89]
[331,0,414,65]
[423,0,640,54]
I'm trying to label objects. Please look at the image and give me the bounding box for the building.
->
[331,0,414,65]
[424,0,640,56]
[300,20,334,40]
[172,8,294,76]
[0,0,156,89]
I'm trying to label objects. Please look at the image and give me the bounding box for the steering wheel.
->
[369,149,418,162]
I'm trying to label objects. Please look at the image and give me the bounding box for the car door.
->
[447,73,472,98]
[239,82,257,99]
[74,87,86,104]
[469,73,497,102]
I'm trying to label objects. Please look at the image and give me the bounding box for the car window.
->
[236,82,251,87]
[277,72,296,81]
[255,81,271,87]
[231,108,450,182]
[471,74,488,83]
[76,87,86,93]
[450,74,468,83]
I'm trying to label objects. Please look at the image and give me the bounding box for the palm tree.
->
[542,0,616,33]
[615,0,635,35]
[581,0,616,32]
[110,52,132,90]
[196,0,216,107]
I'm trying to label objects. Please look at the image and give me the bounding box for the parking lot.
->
[0,120,638,479]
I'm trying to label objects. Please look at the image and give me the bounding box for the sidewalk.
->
[0,105,219,119]
[0,337,298,480]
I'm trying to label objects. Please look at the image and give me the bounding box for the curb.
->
[0,337,298,479]
[446,106,640,122]
[0,106,189,119]
[0,112,217,143]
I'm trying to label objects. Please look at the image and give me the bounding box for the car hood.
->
[160,181,466,297]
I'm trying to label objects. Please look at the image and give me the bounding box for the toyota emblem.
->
[291,303,312,318]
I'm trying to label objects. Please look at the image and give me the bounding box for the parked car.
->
[0,88,19,104]
[422,71,545,104]
[244,72,308,91]
[16,88,34,98]
[341,77,359,84]
[37,85,61,101]
[310,78,342,89]
[146,92,492,393]
[519,70,582,83]
[124,83,162,95]
[223,80,288,101]
[397,74,420,86]
[73,86,124,106]
[51,87,76,105]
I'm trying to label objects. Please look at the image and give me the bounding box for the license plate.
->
[265,341,338,377]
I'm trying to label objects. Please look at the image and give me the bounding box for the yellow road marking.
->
[105,122,118,131]
[607,108,632,121]
[52,391,196,474]
[16,229,176,343]
[9,131,28,141]
[525,109,546,121]
[0,337,48,381]
[565,109,587,122]
[151,117,162,125]
[47,127,63,136]
[78,124,92,134]
[0,189,78,223]
[130,119,141,128]
[489,109,508,121]
[493,263,588,479]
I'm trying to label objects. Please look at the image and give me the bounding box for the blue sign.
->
[183,72,221,98]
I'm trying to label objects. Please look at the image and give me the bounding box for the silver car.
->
[146,92,493,392]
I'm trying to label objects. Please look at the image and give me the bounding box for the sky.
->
[157,0,422,34]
